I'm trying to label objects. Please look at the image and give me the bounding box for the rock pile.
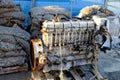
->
[0,0,25,29]
[0,25,30,74]
[77,5,115,19]
[28,6,71,38]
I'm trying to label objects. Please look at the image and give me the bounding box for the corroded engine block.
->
[30,20,101,72]
[42,21,95,48]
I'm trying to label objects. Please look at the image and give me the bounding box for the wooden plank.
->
[92,65,104,80]
[79,65,95,80]
[31,70,46,80]
[59,71,68,80]
[69,69,82,80]
[45,72,54,80]
[0,64,28,74]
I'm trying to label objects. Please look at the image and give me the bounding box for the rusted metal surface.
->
[29,20,112,80]
[30,38,47,71]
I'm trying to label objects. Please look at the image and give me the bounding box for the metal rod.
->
[32,0,36,8]
[104,0,107,9]
[70,0,73,19]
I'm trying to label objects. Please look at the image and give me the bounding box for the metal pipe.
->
[104,0,108,15]
[104,0,108,9]
[32,0,36,8]
[70,0,73,19]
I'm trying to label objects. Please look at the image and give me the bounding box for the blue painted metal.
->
[14,0,69,2]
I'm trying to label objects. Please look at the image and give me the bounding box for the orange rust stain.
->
[30,38,41,43]
[40,29,46,33]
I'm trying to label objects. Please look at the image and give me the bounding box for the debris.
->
[77,5,115,19]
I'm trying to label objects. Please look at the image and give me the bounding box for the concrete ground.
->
[0,49,120,80]
[0,71,31,80]
[98,49,120,80]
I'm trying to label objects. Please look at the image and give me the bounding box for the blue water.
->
[13,0,104,26]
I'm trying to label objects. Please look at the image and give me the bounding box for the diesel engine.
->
[30,19,112,80]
